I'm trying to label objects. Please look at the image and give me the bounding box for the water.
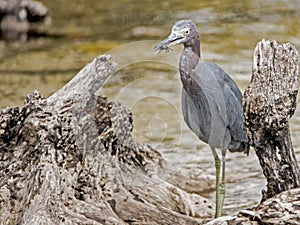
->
[1,0,300,216]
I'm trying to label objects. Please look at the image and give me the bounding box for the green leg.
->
[219,152,226,215]
[210,147,223,218]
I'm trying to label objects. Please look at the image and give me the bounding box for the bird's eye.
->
[184,30,189,36]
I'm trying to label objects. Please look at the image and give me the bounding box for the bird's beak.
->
[154,31,184,55]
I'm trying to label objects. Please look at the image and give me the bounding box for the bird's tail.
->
[228,141,250,155]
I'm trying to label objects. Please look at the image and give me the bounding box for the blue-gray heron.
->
[154,20,249,217]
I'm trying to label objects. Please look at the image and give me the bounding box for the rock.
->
[0,0,50,41]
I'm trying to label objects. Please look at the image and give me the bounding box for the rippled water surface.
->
[0,0,300,216]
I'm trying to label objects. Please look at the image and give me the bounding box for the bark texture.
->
[0,55,213,225]
[243,39,300,200]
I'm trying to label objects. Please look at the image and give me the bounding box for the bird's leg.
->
[219,150,226,215]
[210,147,222,218]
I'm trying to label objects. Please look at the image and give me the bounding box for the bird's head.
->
[155,20,199,55]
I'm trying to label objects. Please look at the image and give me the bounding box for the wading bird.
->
[154,20,249,217]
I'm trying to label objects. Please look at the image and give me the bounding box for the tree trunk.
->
[243,39,300,201]
[0,55,214,225]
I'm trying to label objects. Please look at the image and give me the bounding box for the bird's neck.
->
[184,37,201,58]
[179,44,200,80]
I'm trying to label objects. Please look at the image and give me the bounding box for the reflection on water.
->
[0,0,300,216]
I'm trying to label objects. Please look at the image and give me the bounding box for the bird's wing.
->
[192,62,247,146]
[201,62,243,102]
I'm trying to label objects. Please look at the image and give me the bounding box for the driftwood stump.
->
[243,39,300,200]
[0,55,214,224]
